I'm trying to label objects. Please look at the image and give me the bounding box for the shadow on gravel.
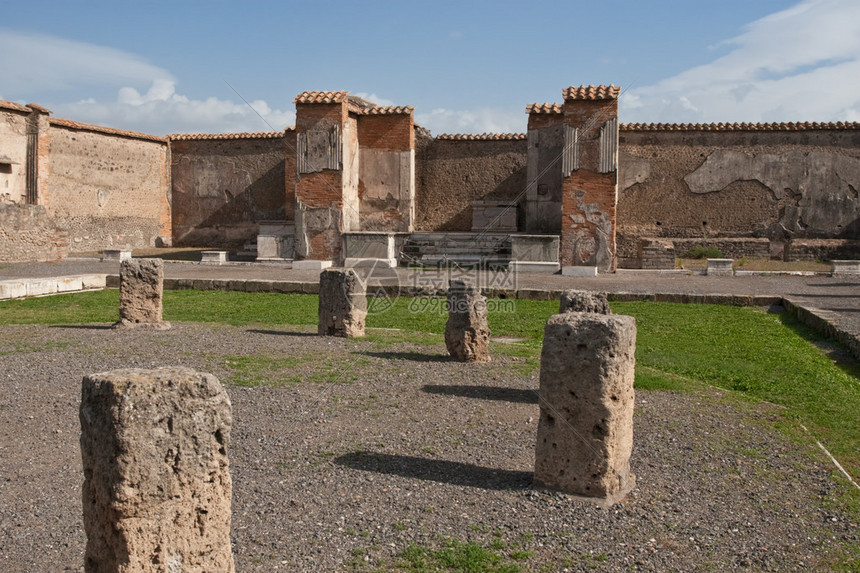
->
[49,324,112,330]
[335,451,532,491]
[362,351,450,363]
[422,384,538,404]
[246,329,317,337]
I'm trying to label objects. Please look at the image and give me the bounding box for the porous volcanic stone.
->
[80,367,234,572]
[534,313,636,503]
[444,280,491,363]
[318,269,367,337]
[114,258,170,330]
[559,289,611,314]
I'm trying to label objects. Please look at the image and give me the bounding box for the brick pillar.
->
[559,85,620,272]
[357,107,416,231]
[293,91,357,262]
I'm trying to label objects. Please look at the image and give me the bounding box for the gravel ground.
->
[0,322,857,572]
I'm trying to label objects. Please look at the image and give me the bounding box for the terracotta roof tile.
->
[562,85,620,101]
[168,129,294,141]
[293,91,350,104]
[49,117,167,143]
[0,99,31,113]
[25,103,51,114]
[436,133,527,141]
[360,106,415,116]
[525,103,563,114]
[619,121,860,132]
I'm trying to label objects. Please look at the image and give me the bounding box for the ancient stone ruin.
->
[79,367,234,572]
[444,279,491,362]
[114,258,171,330]
[559,289,611,314]
[534,312,636,503]
[318,268,367,337]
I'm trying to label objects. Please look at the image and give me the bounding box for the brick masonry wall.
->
[44,125,169,252]
[0,203,68,263]
[414,134,527,231]
[171,136,287,248]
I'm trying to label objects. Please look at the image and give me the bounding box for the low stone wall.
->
[785,239,860,261]
[0,203,68,263]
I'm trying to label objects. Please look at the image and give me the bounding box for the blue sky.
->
[2,0,859,135]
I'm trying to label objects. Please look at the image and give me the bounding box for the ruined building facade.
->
[2,86,859,267]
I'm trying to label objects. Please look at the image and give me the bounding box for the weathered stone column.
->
[80,367,234,572]
[444,280,490,363]
[534,313,636,503]
[559,289,611,314]
[114,258,170,330]
[318,268,367,337]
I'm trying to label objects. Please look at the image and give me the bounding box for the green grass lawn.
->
[2,289,859,480]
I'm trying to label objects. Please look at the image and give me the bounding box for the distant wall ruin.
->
[2,91,859,265]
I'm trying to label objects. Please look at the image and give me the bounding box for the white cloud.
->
[55,80,295,135]
[621,0,860,123]
[353,92,395,107]
[0,28,172,94]
[0,29,294,135]
[415,107,525,135]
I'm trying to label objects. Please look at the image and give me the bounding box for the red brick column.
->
[559,86,620,271]
[293,91,350,261]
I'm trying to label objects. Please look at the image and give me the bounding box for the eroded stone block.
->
[114,258,170,330]
[444,280,491,362]
[559,290,611,314]
[80,367,234,572]
[535,313,636,503]
[318,268,367,337]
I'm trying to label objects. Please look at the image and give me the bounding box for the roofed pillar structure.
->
[559,85,620,272]
[292,91,362,262]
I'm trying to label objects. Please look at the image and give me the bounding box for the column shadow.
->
[334,451,532,491]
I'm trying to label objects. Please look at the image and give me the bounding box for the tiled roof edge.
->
[0,99,40,114]
[436,133,527,141]
[526,103,563,115]
[168,128,294,141]
[359,106,415,116]
[49,117,167,143]
[620,121,860,132]
[563,85,621,101]
[293,90,350,104]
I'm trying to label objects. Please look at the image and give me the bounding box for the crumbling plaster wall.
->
[617,129,860,258]
[170,135,289,248]
[414,134,527,231]
[44,124,170,252]
[0,108,29,203]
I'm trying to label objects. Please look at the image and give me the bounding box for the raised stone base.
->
[293,260,333,270]
[831,260,860,276]
[509,261,560,274]
[707,258,734,276]
[102,249,131,262]
[561,266,598,277]
[344,257,398,269]
[201,250,228,264]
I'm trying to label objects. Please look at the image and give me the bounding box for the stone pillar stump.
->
[318,268,367,337]
[534,313,636,503]
[559,289,611,314]
[114,258,170,330]
[444,280,491,362]
[80,367,234,573]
